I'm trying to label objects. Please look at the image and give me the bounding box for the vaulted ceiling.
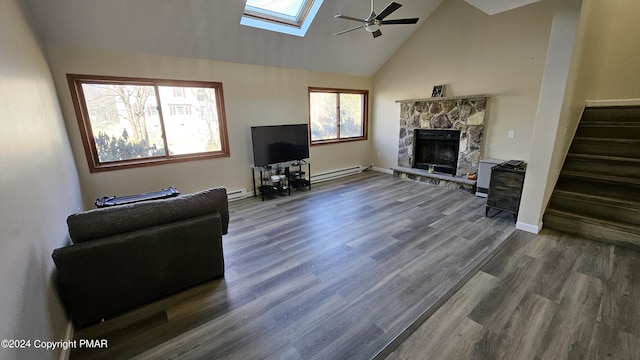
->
[21,0,540,76]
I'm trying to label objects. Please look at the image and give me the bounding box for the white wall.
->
[371,0,555,170]
[46,46,373,209]
[517,0,584,231]
[0,0,82,358]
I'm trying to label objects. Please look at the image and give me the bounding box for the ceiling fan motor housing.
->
[364,14,382,33]
[334,1,419,38]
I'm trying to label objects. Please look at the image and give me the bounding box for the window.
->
[68,74,230,172]
[308,87,368,144]
[241,0,325,37]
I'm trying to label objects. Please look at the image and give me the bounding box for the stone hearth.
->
[393,166,477,192]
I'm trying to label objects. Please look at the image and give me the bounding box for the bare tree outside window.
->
[68,75,229,172]
[81,83,165,163]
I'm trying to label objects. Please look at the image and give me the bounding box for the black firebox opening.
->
[413,129,461,176]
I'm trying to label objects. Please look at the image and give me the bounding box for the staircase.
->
[544,106,640,250]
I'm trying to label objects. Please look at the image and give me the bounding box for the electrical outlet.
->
[508,130,515,139]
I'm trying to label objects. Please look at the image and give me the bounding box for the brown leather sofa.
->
[52,187,228,327]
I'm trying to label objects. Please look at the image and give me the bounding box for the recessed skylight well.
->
[241,0,324,37]
[247,0,305,17]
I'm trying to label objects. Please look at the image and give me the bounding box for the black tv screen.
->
[251,124,310,167]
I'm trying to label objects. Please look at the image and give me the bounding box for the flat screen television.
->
[251,124,310,167]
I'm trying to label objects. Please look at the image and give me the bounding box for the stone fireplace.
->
[393,95,489,191]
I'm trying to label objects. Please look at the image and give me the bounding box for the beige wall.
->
[518,0,584,231]
[0,0,82,358]
[371,0,555,170]
[579,0,640,101]
[46,46,373,208]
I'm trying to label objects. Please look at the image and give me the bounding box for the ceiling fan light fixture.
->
[364,22,381,33]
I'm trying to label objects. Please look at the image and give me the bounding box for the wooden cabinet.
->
[486,164,526,220]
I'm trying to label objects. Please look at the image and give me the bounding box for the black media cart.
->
[252,161,311,201]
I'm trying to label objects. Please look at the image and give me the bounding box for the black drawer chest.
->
[486,162,526,221]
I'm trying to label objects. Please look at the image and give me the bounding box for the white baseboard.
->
[59,321,74,360]
[586,98,640,107]
[371,166,393,174]
[516,221,542,234]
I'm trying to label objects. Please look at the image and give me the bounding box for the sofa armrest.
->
[53,213,224,327]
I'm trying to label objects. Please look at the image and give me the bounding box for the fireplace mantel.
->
[396,94,490,104]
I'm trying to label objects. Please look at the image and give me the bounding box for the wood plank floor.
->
[70,171,517,359]
[387,229,640,360]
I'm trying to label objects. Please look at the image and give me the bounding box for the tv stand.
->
[252,161,311,201]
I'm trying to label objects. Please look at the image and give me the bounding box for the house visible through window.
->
[67,75,230,172]
[146,105,159,116]
[169,105,190,116]
[308,87,368,144]
[241,0,325,37]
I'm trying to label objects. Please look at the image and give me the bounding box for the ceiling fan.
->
[334,0,419,38]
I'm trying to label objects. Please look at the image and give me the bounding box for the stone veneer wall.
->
[397,95,489,177]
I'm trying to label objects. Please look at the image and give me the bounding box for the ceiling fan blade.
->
[335,14,366,22]
[376,2,402,20]
[334,25,365,36]
[372,29,383,38]
[381,18,419,25]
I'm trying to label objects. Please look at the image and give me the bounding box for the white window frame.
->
[241,0,325,37]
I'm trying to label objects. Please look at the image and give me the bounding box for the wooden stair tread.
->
[579,122,640,127]
[565,153,640,163]
[544,208,640,235]
[549,105,640,249]
[560,170,640,186]
[573,136,640,144]
[552,189,640,210]
[581,106,640,122]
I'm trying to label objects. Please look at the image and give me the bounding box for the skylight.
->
[246,0,304,17]
[241,0,324,37]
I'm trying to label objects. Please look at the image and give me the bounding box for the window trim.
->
[308,87,369,146]
[67,74,230,173]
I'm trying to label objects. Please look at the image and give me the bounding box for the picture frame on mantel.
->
[432,85,444,97]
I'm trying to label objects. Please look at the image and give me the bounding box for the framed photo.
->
[431,85,444,98]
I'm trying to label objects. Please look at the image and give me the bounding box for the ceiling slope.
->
[22,0,444,76]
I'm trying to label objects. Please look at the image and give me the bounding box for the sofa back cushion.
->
[68,187,228,243]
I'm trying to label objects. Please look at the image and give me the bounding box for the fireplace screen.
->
[413,129,461,176]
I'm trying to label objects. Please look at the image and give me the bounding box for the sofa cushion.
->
[68,187,228,243]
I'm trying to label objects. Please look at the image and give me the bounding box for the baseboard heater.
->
[311,165,364,184]
[227,188,250,201]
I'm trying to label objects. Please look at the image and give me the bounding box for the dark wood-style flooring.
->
[387,228,640,360]
[69,171,640,359]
